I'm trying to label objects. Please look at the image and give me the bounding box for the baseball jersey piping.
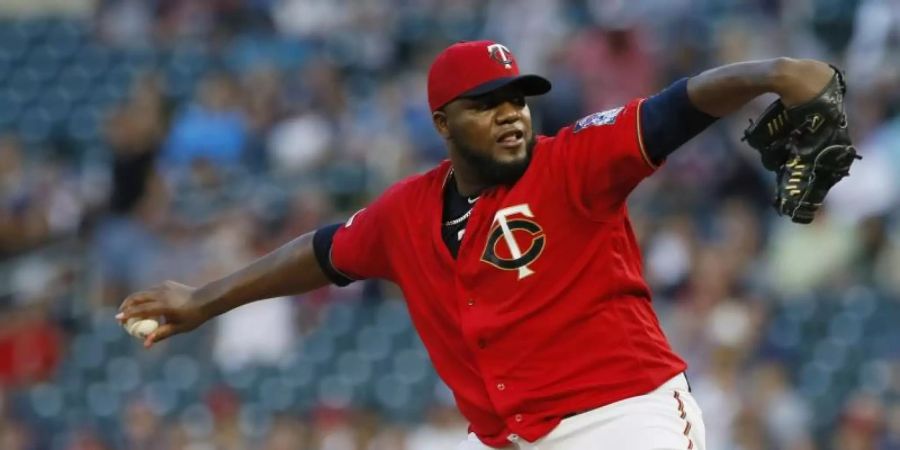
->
[635,98,658,170]
[328,247,358,282]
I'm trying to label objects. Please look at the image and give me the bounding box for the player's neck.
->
[450,167,489,197]
[448,153,490,197]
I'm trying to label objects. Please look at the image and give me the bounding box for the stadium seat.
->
[374,300,412,336]
[335,351,373,385]
[71,334,107,372]
[392,348,430,384]
[257,376,297,412]
[301,333,336,366]
[85,382,120,417]
[356,326,393,363]
[29,383,65,419]
[105,356,142,393]
[179,402,216,439]
[238,403,273,439]
[141,380,179,416]
[163,355,201,392]
[278,354,317,388]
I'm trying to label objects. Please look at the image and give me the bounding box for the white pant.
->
[458,373,706,450]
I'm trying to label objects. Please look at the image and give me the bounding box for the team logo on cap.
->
[481,204,545,279]
[487,43,514,69]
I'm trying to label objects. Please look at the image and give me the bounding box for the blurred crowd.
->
[2,0,900,449]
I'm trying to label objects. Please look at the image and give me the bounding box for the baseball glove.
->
[742,67,861,224]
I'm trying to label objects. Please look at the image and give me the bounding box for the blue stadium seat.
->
[73,45,112,80]
[238,403,273,439]
[24,45,64,84]
[17,105,54,143]
[42,20,87,61]
[85,382,120,417]
[57,65,94,103]
[0,90,23,128]
[29,383,65,419]
[141,380,179,416]
[336,351,372,385]
[856,360,892,396]
[320,301,358,339]
[356,326,392,362]
[0,21,34,63]
[66,105,104,142]
[392,349,430,385]
[179,402,215,439]
[6,70,43,104]
[163,355,201,392]
[257,376,297,412]
[812,337,849,372]
[375,300,412,336]
[105,356,142,393]
[840,286,878,320]
[302,333,336,365]
[827,311,863,344]
[70,334,106,372]
[221,365,261,392]
[278,354,317,388]
[798,360,833,399]
[317,375,356,409]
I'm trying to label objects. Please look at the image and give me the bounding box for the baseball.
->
[125,318,159,339]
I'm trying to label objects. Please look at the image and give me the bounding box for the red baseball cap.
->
[427,40,551,111]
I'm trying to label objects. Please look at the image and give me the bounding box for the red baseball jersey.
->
[329,99,686,447]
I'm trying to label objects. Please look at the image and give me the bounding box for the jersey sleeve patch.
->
[573,106,624,133]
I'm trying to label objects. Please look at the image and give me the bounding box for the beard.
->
[451,134,537,186]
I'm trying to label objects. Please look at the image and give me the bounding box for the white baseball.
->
[125,318,159,339]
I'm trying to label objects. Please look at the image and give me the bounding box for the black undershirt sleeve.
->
[312,223,354,287]
[640,78,719,165]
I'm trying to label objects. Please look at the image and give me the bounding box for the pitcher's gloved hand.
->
[743,67,861,224]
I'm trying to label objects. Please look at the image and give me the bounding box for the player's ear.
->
[432,109,451,139]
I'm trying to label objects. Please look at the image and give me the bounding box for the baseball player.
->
[118,41,857,449]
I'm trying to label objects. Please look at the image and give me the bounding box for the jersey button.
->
[514,414,523,423]
[496,383,506,391]
[478,339,486,349]
[467,299,475,306]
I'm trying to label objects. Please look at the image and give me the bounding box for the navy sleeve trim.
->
[312,223,355,287]
[640,78,718,164]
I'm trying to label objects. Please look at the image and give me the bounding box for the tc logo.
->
[481,204,545,279]
[487,43,514,69]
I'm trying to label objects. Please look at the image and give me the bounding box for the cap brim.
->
[460,74,552,99]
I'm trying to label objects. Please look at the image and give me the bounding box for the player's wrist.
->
[191,282,227,321]
[770,57,835,107]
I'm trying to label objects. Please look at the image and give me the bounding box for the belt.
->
[561,372,692,419]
